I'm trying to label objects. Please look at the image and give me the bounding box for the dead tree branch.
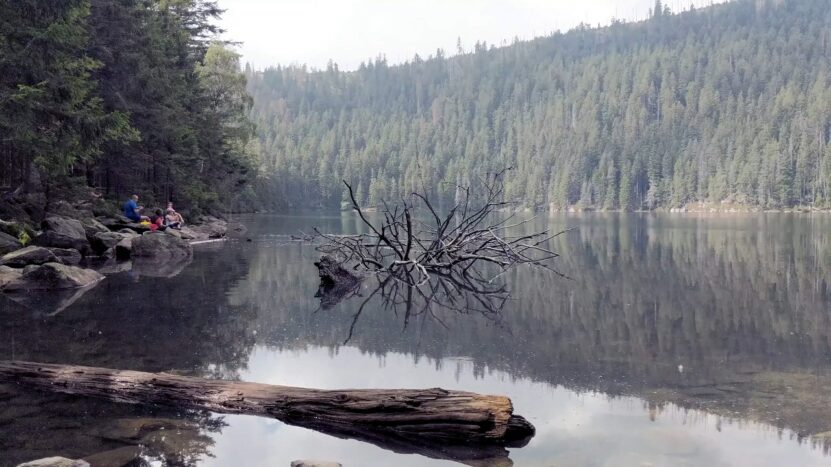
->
[316,169,566,288]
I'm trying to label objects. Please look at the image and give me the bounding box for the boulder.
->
[47,248,82,266]
[0,219,25,238]
[90,231,127,254]
[0,246,59,267]
[0,231,22,255]
[165,228,182,239]
[132,232,192,259]
[34,217,90,253]
[115,236,134,259]
[82,218,110,239]
[82,447,141,467]
[97,258,133,275]
[97,216,128,229]
[188,218,227,239]
[177,226,198,240]
[291,461,342,467]
[0,265,22,288]
[16,457,89,467]
[99,216,150,233]
[45,200,93,220]
[2,263,104,291]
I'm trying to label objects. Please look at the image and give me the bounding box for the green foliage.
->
[0,0,256,213]
[86,0,257,211]
[247,0,831,210]
[0,0,136,179]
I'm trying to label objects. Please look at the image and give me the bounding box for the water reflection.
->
[2,283,102,317]
[207,346,829,467]
[1,213,830,466]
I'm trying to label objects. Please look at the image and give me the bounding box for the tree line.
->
[0,0,257,215]
[247,0,831,211]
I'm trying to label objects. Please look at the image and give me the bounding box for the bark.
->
[0,361,534,464]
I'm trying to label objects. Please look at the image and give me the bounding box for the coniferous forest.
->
[0,0,256,215]
[247,0,831,211]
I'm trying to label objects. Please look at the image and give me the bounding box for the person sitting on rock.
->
[123,195,149,222]
[149,209,167,232]
[165,207,184,230]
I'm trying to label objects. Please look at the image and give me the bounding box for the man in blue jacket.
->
[123,194,149,222]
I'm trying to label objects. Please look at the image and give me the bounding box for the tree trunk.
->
[0,361,534,458]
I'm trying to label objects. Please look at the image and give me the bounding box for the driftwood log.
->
[0,361,534,463]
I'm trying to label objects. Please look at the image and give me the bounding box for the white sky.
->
[216,0,728,71]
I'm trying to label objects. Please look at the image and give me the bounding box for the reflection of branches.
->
[315,264,511,345]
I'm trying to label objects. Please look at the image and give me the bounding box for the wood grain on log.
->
[0,361,534,451]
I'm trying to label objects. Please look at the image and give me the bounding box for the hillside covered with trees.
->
[0,0,256,217]
[247,0,831,211]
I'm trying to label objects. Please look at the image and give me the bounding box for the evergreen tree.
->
[247,0,831,211]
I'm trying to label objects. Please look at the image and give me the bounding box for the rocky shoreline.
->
[0,212,230,297]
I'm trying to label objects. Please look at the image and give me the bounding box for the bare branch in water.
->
[315,168,567,287]
[312,169,569,342]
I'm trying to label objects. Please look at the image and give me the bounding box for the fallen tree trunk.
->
[0,361,534,450]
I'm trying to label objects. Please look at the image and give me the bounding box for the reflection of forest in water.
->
[0,242,255,466]
[235,214,831,439]
[1,213,830,465]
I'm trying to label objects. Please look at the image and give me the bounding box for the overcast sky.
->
[216,0,727,71]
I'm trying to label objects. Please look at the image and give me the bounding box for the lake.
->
[1,213,830,467]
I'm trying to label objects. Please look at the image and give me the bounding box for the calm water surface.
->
[1,213,830,466]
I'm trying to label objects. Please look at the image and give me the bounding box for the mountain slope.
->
[247,0,831,210]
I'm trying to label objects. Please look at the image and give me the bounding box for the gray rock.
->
[177,226,198,240]
[2,262,104,291]
[0,219,25,238]
[47,248,82,266]
[82,218,110,239]
[97,216,127,229]
[188,219,227,239]
[0,265,22,288]
[0,231,22,255]
[290,461,342,467]
[115,236,134,259]
[82,447,141,467]
[34,217,90,253]
[46,200,93,220]
[91,231,127,254]
[165,228,182,239]
[97,258,133,275]
[0,246,59,267]
[132,232,192,259]
[99,216,150,233]
[16,457,89,467]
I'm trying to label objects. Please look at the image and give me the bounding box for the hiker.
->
[165,207,184,230]
[149,209,167,232]
[123,194,149,222]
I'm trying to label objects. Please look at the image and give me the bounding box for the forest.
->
[0,0,256,216]
[247,0,831,211]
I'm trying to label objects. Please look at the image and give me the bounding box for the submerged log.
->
[314,255,364,309]
[0,361,534,452]
[315,255,363,288]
